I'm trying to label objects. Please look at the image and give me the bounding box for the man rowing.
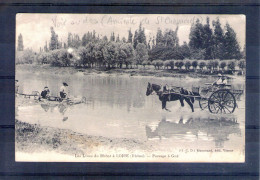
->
[60,82,69,99]
[40,86,50,99]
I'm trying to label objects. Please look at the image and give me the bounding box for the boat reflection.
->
[146,116,241,148]
[40,103,68,121]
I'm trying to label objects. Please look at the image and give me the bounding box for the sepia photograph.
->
[15,14,246,162]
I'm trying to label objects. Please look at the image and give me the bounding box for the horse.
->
[146,82,195,112]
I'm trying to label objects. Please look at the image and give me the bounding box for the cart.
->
[194,83,244,114]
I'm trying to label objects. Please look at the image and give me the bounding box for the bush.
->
[152,60,164,69]
[164,60,171,69]
[184,60,191,70]
[220,61,226,71]
[142,60,149,68]
[212,60,219,70]
[227,60,236,73]
[37,52,49,64]
[206,60,214,70]
[238,59,246,70]
[192,60,198,70]
[199,61,206,70]
[16,49,36,64]
[175,61,184,70]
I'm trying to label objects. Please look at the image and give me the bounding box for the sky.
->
[16,14,246,52]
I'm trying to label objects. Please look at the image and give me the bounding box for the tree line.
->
[16,17,245,71]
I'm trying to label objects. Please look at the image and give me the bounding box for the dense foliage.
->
[16,17,245,75]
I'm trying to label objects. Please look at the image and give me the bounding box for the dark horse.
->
[146,82,195,112]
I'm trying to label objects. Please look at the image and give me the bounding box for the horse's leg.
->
[162,100,171,112]
[179,97,184,107]
[185,98,194,112]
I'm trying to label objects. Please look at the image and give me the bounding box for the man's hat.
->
[63,82,68,86]
[44,86,48,89]
[218,73,222,77]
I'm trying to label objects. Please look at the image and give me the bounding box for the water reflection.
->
[40,103,68,121]
[146,116,241,148]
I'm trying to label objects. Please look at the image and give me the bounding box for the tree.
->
[49,27,59,50]
[156,28,163,46]
[44,41,48,52]
[135,43,149,66]
[199,61,206,70]
[192,60,198,70]
[67,33,73,47]
[220,61,226,72]
[189,19,204,50]
[180,42,191,59]
[138,23,147,46]
[17,33,24,51]
[238,59,245,74]
[152,60,164,69]
[127,29,133,43]
[212,18,225,59]
[122,37,126,43]
[228,61,236,73]
[117,42,134,68]
[110,32,115,42]
[203,17,214,59]
[175,61,184,70]
[116,34,120,42]
[102,35,108,42]
[184,60,191,70]
[223,23,242,59]
[133,30,138,49]
[103,41,118,68]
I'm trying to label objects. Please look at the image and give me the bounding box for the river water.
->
[16,70,245,155]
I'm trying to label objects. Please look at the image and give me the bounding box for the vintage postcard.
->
[15,14,245,162]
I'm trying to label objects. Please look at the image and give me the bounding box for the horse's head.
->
[146,82,153,96]
[146,83,161,96]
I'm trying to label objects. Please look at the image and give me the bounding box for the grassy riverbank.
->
[15,119,154,156]
[17,64,232,78]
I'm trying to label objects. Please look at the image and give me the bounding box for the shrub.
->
[199,61,206,70]
[16,49,36,64]
[184,60,191,70]
[36,52,49,64]
[238,59,246,70]
[220,61,226,71]
[192,60,198,70]
[169,60,175,70]
[206,60,214,70]
[212,60,219,70]
[164,60,171,69]
[227,60,236,73]
[152,60,164,69]
[175,61,184,70]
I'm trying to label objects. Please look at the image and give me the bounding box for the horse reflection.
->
[146,116,241,148]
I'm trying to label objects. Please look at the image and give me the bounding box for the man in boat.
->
[60,82,68,99]
[40,86,50,99]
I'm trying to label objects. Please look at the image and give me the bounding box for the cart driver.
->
[213,74,227,86]
[60,82,68,99]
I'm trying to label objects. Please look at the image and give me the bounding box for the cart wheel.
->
[199,97,208,110]
[208,89,236,114]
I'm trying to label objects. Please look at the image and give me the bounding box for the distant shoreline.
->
[16,64,242,79]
